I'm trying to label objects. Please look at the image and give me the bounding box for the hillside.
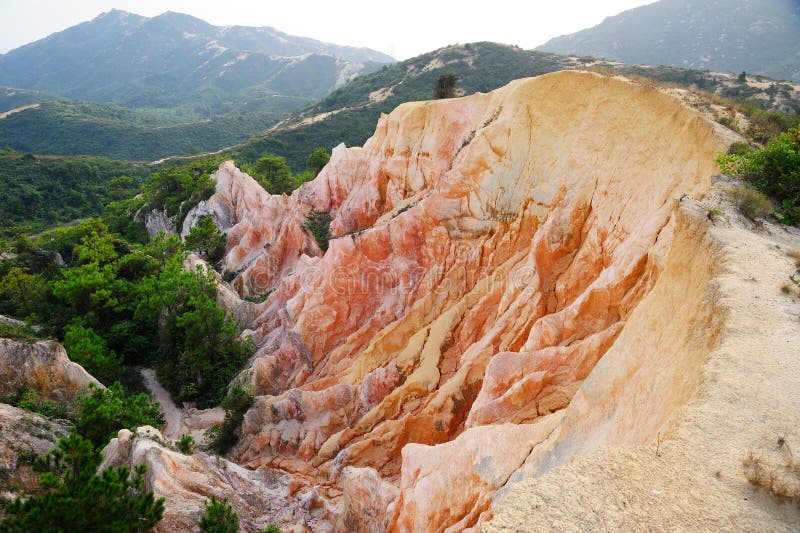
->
[537,0,800,82]
[225,42,800,171]
[0,96,304,161]
[0,10,393,113]
[0,148,148,231]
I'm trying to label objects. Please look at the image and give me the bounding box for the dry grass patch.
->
[743,438,800,503]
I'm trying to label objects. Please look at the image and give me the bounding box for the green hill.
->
[223,42,800,171]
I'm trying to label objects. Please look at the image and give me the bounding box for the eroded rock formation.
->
[0,338,101,402]
[183,71,732,530]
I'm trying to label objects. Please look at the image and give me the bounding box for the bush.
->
[63,324,123,385]
[177,434,195,454]
[207,386,253,455]
[185,216,226,264]
[727,185,773,220]
[434,73,459,99]
[303,210,332,252]
[0,430,164,531]
[13,388,71,420]
[718,129,800,223]
[75,382,163,449]
[200,496,239,533]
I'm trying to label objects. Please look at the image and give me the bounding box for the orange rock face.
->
[198,71,727,531]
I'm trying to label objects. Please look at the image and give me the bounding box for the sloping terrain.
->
[0,10,392,110]
[162,70,771,530]
[538,0,800,82]
[486,190,800,531]
[230,42,799,171]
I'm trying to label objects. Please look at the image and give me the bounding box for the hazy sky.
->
[0,1,655,59]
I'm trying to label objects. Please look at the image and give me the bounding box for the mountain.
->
[0,9,394,113]
[224,42,799,171]
[537,0,800,82]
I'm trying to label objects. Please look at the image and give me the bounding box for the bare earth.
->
[139,367,183,439]
[485,192,800,531]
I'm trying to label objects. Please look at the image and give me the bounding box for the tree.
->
[306,147,330,177]
[434,73,459,99]
[738,71,747,82]
[185,216,226,264]
[0,430,164,532]
[251,155,294,195]
[75,382,163,449]
[63,324,123,385]
[200,496,239,533]
[303,210,332,252]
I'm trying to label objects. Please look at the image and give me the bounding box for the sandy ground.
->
[140,368,183,439]
[485,193,800,531]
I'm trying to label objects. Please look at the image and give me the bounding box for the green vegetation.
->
[200,496,239,533]
[306,147,330,177]
[248,154,295,194]
[0,148,147,232]
[74,383,163,449]
[0,430,164,532]
[434,73,459,99]
[303,210,332,252]
[63,324,122,385]
[229,43,799,173]
[0,99,302,162]
[11,389,69,420]
[727,185,774,220]
[0,218,253,409]
[177,435,195,454]
[141,157,220,227]
[718,128,800,223]
[261,525,281,533]
[206,386,253,454]
[185,216,226,264]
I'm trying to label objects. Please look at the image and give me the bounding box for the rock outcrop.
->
[183,70,738,531]
[0,403,70,502]
[101,426,322,532]
[0,338,101,402]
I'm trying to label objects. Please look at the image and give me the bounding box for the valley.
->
[1,2,800,532]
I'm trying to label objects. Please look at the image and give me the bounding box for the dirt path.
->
[0,103,39,119]
[139,368,182,439]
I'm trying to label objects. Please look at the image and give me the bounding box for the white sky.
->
[0,0,655,59]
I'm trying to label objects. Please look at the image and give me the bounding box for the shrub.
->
[0,430,164,531]
[177,434,195,454]
[63,324,123,385]
[185,216,226,264]
[14,388,70,420]
[727,185,773,220]
[207,386,253,455]
[303,210,332,252]
[75,382,163,449]
[718,128,800,223]
[200,496,239,533]
[261,525,281,533]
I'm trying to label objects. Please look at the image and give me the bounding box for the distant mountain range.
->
[538,0,800,82]
[0,9,394,113]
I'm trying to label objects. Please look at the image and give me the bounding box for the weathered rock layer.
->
[193,71,728,530]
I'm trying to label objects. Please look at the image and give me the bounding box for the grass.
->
[727,185,773,220]
[743,437,800,503]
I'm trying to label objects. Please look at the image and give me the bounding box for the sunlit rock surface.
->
[189,71,729,530]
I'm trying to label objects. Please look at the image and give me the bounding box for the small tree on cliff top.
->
[434,73,459,99]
